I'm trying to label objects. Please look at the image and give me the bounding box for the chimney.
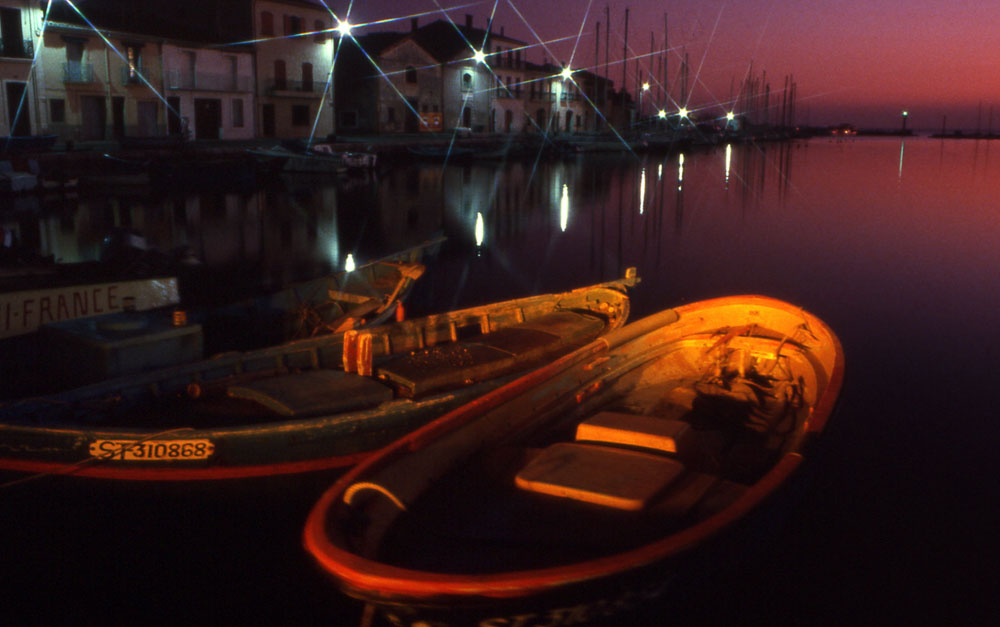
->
[411,17,418,32]
[466,14,473,29]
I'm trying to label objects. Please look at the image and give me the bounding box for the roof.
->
[45,0,253,44]
[411,19,524,63]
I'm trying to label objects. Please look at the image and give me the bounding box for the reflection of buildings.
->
[373,167,445,250]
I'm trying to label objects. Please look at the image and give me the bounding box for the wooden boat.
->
[303,295,844,626]
[247,144,375,175]
[1,272,181,341]
[0,270,638,482]
[310,143,377,170]
[193,238,436,351]
[0,238,439,401]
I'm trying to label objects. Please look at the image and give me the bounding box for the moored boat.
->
[0,270,638,482]
[247,143,376,174]
[303,295,844,626]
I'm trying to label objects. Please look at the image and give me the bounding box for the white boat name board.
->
[0,277,180,339]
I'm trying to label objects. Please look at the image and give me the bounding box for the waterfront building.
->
[410,16,511,135]
[1,0,43,137]
[483,26,530,134]
[527,62,592,135]
[573,69,616,132]
[160,42,255,141]
[36,0,256,143]
[37,12,165,140]
[251,0,334,139]
[333,28,442,136]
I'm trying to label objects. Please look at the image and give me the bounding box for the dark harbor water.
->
[2,137,996,624]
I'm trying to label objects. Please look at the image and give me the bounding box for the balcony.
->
[63,61,96,83]
[0,38,33,59]
[166,70,252,92]
[121,65,148,85]
[264,79,323,97]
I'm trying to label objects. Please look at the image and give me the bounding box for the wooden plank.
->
[575,411,693,454]
[227,369,392,417]
[515,442,685,511]
[376,312,604,398]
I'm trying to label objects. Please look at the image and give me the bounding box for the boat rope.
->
[0,427,195,490]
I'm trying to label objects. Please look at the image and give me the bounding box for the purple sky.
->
[325,0,1000,130]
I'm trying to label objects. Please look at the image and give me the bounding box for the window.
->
[462,72,472,91]
[124,43,142,82]
[314,20,325,43]
[340,111,358,128]
[232,99,244,127]
[274,59,286,90]
[291,104,309,126]
[63,38,86,81]
[405,66,417,83]
[261,12,274,37]
[285,15,303,36]
[302,62,313,92]
[387,107,396,123]
[50,99,66,123]
[1,7,27,58]
[226,55,238,90]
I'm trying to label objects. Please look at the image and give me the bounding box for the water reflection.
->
[6,143,812,312]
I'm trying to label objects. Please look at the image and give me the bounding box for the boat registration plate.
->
[89,439,215,461]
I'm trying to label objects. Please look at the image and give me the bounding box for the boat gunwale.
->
[302,294,845,602]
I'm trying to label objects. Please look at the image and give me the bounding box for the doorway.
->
[262,103,275,137]
[194,98,221,139]
[80,95,106,140]
[112,96,125,138]
[4,82,31,136]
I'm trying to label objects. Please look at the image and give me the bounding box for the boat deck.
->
[370,337,817,573]
[24,309,613,431]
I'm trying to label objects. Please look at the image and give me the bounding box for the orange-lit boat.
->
[0,272,636,482]
[304,296,844,626]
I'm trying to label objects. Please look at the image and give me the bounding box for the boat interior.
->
[10,300,624,431]
[334,323,833,574]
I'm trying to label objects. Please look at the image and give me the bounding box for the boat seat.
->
[227,369,393,417]
[515,442,685,511]
[375,311,605,398]
[575,411,694,454]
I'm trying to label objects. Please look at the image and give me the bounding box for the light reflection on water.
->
[9,137,1000,326]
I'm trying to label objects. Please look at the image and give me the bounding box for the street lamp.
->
[335,19,352,37]
[640,82,650,120]
[901,110,909,134]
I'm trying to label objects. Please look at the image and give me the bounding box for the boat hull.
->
[0,274,636,482]
[303,296,844,624]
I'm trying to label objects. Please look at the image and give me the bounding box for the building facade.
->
[35,0,258,143]
[36,19,169,141]
[334,29,443,136]
[161,42,255,140]
[1,0,42,137]
[252,0,333,139]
